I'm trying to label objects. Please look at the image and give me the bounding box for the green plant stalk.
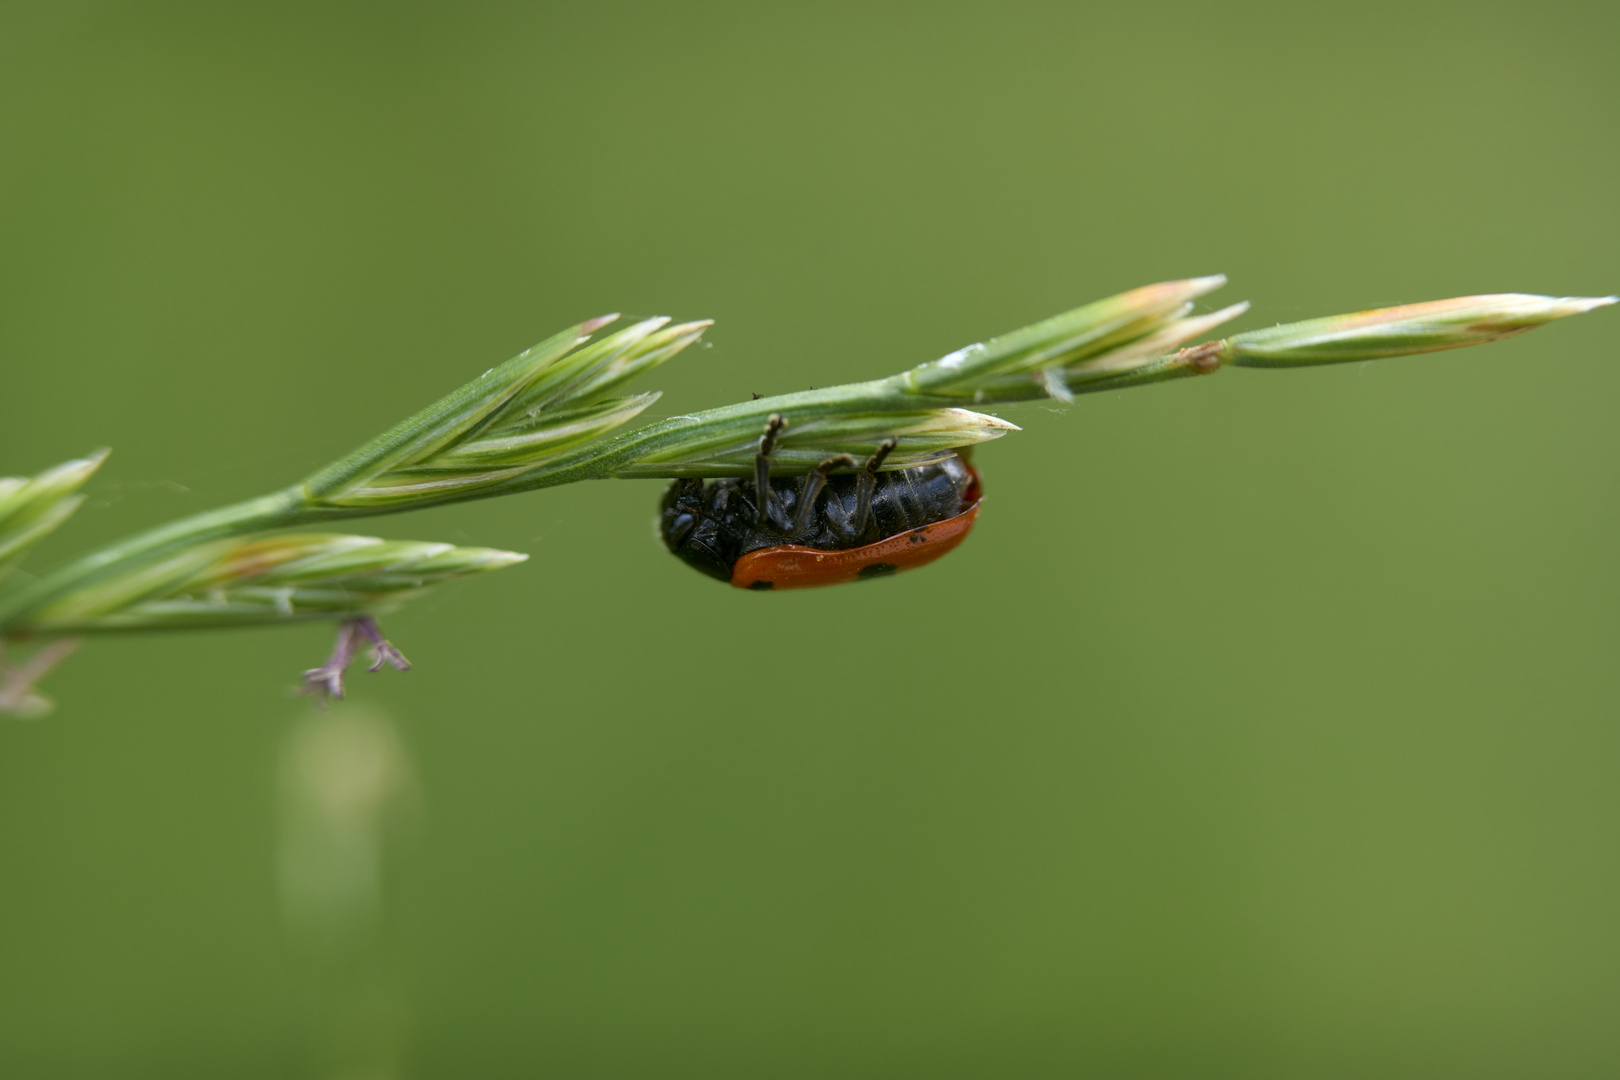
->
[3,285,1609,638]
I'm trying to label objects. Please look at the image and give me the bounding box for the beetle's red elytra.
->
[728,500,981,590]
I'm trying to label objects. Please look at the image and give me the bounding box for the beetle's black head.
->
[658,479,733,583]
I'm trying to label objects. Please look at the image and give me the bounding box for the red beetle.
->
[658,415,982,590]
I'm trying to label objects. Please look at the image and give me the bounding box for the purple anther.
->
[300,617,411,706]
[353,616,411,673]
[301,621,362,705]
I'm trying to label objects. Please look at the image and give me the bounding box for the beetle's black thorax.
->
[660,456,975,582]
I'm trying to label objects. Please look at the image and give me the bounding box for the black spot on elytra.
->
[856,563,899,580]
[747,579,774,590]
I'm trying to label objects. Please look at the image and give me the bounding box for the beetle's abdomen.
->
[864,458,974,540]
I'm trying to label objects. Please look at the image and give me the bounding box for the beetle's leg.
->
[861,439,897,474]
[788,455,856,534]
[826,439,897,543]
[850,439,897,538]
[753,414,787,529]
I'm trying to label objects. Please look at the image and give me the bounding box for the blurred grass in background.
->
[2,1,1618,1076]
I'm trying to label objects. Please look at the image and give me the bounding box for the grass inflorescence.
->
[1,277,1611,714]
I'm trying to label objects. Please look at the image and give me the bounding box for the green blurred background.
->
[3,2,1618,1076]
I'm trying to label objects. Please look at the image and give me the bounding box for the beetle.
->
[659,414,983,590]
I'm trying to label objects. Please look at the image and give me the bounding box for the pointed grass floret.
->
[1220,294,1618,367]
[0,449,108,581]
[965,299,1252,403]
[904,275,1230,395]
[23,533,527,633]
[613,406,1020,479]
[302,315,712,509]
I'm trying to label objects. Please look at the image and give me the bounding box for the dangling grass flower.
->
[0,638,83,719]
[1,278,1610,714]
[301,617,411,705]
